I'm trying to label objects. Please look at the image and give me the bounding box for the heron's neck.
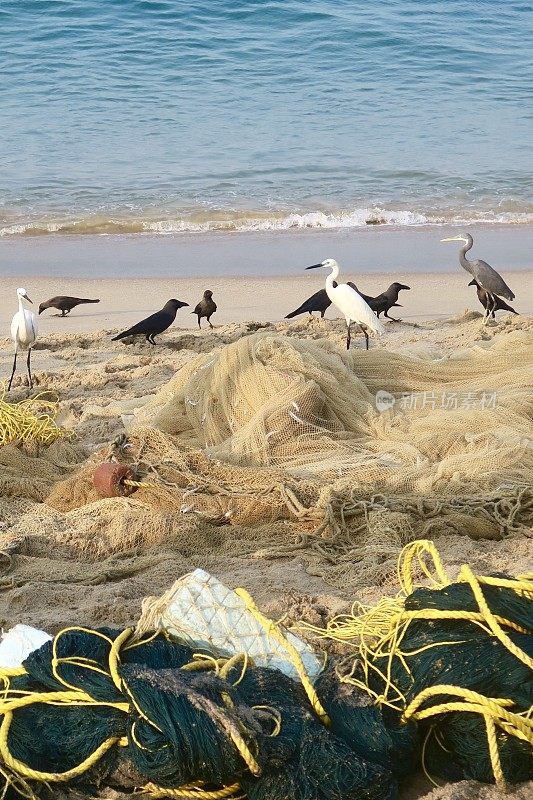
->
[325,264,339,290]
[459,241,472,271]
[18,296,25,314]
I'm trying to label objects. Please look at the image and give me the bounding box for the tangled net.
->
[0,626,400,800]
[1,331,532,585]
[302,540,533,790]
[0,542,530,799]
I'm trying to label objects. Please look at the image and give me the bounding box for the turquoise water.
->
[1,0,532,236]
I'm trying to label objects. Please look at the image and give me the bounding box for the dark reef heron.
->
[441,233,515,324]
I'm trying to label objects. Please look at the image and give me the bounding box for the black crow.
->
[468,279,518,317]
[112,299,189,344]
[39,296,100,316]
[367,283,410,321]
[193,290,217,328]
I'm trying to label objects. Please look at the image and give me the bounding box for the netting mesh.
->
[1,331,531,580]
[131,330,532,492]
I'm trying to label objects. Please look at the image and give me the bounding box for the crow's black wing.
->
[285,289,331,318]
[112,310,173,340]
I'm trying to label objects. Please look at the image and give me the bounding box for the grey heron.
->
[441,233,515,324]
[305,259,384,349]
[8,288,38,391]
[193,290,217,329]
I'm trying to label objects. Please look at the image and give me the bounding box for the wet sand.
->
[0,224,531,279]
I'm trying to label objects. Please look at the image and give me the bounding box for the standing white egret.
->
[8,288,38,391]
[440,233,515,324]
[305,259,384,349]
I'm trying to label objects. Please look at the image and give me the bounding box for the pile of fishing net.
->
[0,614,406,800]
[0,541,531,799]
[304,540,533,791]
[1,330,531,587]
[17,329,529,569]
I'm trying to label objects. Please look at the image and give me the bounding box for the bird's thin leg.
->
[320,310,325,319]
[27,348,33,389]
[482,297,490,325]
[484,294,496,324]
[346,323,351,350]
[208,317,213,329]
[363,329,369,350]
[61,310,66,317]
[7,350,18,392]
[385,310,400,323]
[198,317,202,329]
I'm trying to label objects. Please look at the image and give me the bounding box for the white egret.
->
[305,259,384,349]
[8,288,38,391]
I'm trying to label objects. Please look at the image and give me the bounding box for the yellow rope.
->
[398,539,449,595]
[395,609,529,635]
[0,710,126,782]
[235,587,331,727]
[109,627,134,690]
[123,478,152,489]
[403,685,533,790]
[142,782,244,799]
[456,565,533,670]
[0,391,72,446]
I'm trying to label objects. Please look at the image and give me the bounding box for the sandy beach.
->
[3,1,532,796]
[0,263,532,799]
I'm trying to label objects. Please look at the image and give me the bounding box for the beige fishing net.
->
[2,330,532,587]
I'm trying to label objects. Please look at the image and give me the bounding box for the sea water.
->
[1,0,532,237]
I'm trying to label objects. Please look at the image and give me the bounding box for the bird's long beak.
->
[24,295,33,304]
[400,284,411,290]
[440,236,463,243]
[305,263,323,270]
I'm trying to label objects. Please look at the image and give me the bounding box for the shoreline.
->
[0,223,531,280]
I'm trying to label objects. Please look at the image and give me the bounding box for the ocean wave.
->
[1,207,533,237]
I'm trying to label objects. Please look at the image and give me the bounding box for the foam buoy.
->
[93,462,136,498]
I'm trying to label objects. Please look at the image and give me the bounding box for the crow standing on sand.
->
[193,290,217,328]
[111,299,189,344]
[39,296,100,317]
[368,282,410,321]
[468,279,518,318]
[285,288,333,319]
